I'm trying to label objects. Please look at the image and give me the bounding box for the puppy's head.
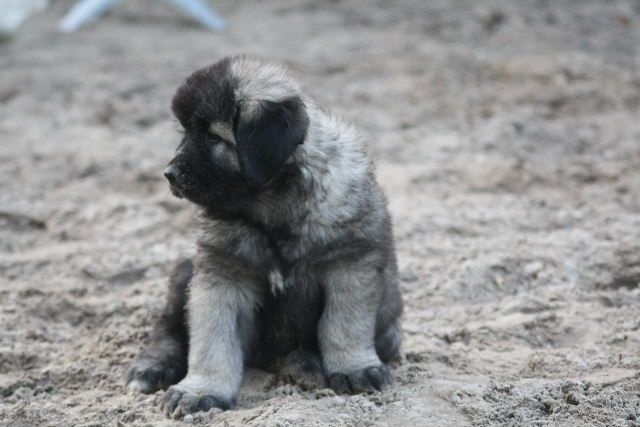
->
[165,56,309,208]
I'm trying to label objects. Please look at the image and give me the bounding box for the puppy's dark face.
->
[165,58,309,209]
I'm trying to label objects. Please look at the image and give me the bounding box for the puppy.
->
[127,56,403,418]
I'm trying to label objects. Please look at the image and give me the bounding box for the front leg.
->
[319,255,393,394]
[161,270,259,418]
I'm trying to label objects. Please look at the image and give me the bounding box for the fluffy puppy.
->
[127,56,403,418]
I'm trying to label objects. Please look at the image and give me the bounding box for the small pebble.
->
[524,261,544,277]
[333,396,346,405]
[565,392,580,405]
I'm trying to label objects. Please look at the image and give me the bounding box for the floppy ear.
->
[234,96,309,188]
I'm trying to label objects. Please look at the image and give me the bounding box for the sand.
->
[1,0,639,426]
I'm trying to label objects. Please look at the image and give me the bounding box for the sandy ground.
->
[1,0,640,426]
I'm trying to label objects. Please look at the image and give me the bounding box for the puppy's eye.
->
[206,127,221,140]
[205,130,222,143]
[209,137,239,169]
[208,121,235,144]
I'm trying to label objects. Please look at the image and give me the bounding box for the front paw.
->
[328,365,392,394]
[126,338,187,394]
[127,354,184,394]
[279,350,326,390]
[160,381,233,419]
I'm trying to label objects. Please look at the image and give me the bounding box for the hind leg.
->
[376,321,402,363]
[278,350,326,390]
[127,259,192,393]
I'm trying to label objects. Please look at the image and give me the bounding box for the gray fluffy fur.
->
[127,56,403,419]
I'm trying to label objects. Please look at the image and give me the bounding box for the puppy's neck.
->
[200,165,307,233]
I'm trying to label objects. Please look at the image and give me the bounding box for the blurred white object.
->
[0,0,48,38]
[59,0,227,33]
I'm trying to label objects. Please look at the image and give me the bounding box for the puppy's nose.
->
[164,165,178,184]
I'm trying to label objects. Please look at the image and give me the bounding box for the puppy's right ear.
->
[233,97,309,188]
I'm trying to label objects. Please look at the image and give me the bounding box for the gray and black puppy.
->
[127,56,403,418]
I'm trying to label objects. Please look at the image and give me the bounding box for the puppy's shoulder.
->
[299,108,388,226]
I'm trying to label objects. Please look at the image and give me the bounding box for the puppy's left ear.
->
[234,97,309,188]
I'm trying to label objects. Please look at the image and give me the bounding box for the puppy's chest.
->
[264,236,309,294]
[227,220,330,292]
[246,231,316,294]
